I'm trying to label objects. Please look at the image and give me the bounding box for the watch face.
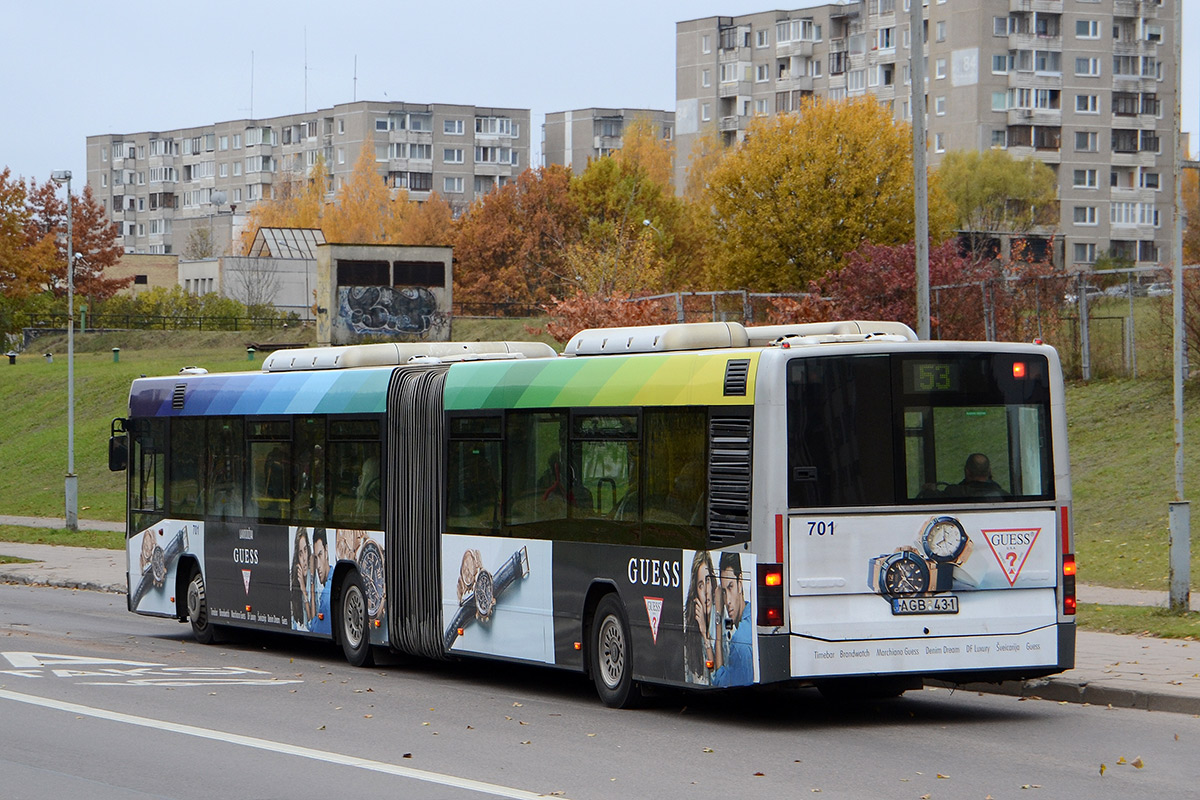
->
[883,553,930,596]
[357,540,385,617]
[474,569,496,619]
[151,546,167,586]
[923,517,967,562]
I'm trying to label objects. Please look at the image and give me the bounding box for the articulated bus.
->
[111,320,1075,707]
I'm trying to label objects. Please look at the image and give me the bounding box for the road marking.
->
[0,651,301,687]
[0,688,568,800]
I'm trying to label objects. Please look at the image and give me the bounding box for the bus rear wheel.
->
[186,568,217,645]
[590,594,641,709]
[338,571,375,667]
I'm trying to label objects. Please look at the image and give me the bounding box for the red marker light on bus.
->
[756,563,785,627]
[1012,361,1026,379]
[1062,554,1076,616]
[764,570,783,587]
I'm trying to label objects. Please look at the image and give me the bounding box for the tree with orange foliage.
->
[0,168,53,301]
[682,123,725,203]
[453,165,579,309]
[386,190,454,246]
[240,155,328,253]
[23,176,126,301]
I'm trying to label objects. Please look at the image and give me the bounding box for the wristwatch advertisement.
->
[867,516,973,609]
[444,547,530,650]
[131,526,188,608]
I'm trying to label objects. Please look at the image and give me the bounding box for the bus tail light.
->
[1062,554,1076,616]
[757,563,785,627]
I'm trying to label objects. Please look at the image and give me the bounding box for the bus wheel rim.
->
[598,615,624,689]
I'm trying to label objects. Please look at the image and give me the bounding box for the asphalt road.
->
[1,583,1196,800]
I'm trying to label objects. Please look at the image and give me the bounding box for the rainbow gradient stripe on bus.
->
[443,352,759,411]
[128,368,392,417]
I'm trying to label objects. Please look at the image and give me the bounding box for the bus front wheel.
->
[186,568,217,645]
[338,571,375,667]
[590,594,641,709]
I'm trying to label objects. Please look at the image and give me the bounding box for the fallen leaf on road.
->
[702,747,714,753]
[1132,757,1144,769]
[1099,764,1106,776]
[402,753,412,759]
[753,772,764,777]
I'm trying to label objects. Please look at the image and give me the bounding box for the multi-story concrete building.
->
[542,108,675,173]
[86,101,530,257]
[675,1,1177,271]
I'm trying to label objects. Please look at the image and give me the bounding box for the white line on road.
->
[0,688,569,800]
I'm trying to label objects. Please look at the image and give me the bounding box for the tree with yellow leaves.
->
[613,115,673,189]
[703,97,955,291]
[323,144,391,243]
[239,154,328,253]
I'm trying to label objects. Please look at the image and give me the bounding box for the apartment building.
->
[542,108,675,173]
[675,1,1177,271]
[86,101,530,256]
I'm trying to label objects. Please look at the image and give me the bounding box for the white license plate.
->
[891,595,959,615]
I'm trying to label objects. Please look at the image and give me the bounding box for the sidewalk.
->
[1,525,1197,715]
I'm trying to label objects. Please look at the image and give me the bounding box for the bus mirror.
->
[109,419,128,472]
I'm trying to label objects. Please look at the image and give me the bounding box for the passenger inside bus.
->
[944,453,1007,498]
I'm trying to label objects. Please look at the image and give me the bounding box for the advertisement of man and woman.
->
[442,536,757,688]
[290,526,387,639]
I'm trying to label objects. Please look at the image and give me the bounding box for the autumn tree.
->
[23,178,126,301]
[323,145,392,243]
[937,149,1059,259]
[613,115,673,188]
[453,165,579,308]
[0,168,53,302]
[703,97,955,291]
[682,123,725,203]
[385,190,454,246]
[240,155,328,253]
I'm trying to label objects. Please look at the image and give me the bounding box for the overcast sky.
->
[2,1,1195,185]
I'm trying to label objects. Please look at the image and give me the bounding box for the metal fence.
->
[17,313,294,333]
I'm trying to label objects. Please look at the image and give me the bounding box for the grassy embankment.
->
[0,320,1195,637]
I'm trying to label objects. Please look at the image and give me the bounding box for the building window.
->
[1075,131,1099,152]
[702,34,711,54]
[1073,169,1098,188]
[1075,94,1100,114]
[756,64,769,82]
[701,69,711,87]
[443,148,464,164]
[935,20,946,42]
[1073,243,1096,263]
[935,96,946,115]
[756,29,768,48]
[1075,19,1099,39]
[990,129,1007,148]
[935,58,947,79]
[1074,57,1100,77]
[701,103,711,122]
[444,119,464,135]
[934,132,945,153]
[1141,171,1160,190]
[1073,206,1097,225]
[992,53,1011,74]
[991,91,1008,111]
[444,176,464,194]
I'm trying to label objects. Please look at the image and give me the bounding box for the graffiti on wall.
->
[334,286,448,341]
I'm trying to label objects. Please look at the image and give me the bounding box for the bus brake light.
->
[756,563,785,627]
[1013,361,1026,378]
[1062,554,1076,616]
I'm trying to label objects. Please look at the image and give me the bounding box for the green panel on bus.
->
[443,352,759,410]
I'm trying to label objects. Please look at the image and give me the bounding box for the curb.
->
[0,572,126,596]
[928,678,1200,716]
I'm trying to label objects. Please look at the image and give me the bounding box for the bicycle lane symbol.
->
[0,651,303,687]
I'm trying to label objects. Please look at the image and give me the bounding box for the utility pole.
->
[910,0,930,339]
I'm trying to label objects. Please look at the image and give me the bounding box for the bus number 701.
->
[808,521,834,536]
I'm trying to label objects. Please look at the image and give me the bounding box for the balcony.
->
[718,116,746,133]
[1010,0,1062,11]
[1008,71,1062,91]
[718,80,752,98]
[593,135,622,151]
[1110,150,1159,169]
[1114,0,1156,19]
[776,73,813,92]
[1007,107,1061,126]
[775,40,814,58]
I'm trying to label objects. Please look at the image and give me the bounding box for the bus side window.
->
[328,418,381,528]
[130,417,166,532]
[642,408,707,549]
[206,418,244,519]
[447,414,501,534]
[168,417,206,517]
[505,412,568,531]
[293,416,326,522]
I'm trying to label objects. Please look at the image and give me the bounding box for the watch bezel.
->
[922,516,968,563]
[882,550,930,596]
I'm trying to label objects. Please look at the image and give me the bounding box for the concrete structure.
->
[86,101,530,257]
[543,108,675,173]
[315,243,453,345]
[675,1,1178,271]
[105,253,178,295]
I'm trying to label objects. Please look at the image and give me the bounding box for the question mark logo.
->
[1005,551,1018,573]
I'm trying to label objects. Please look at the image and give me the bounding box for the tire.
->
[338,571,375,667]
[186,568,217,645]
[590,594,641,709]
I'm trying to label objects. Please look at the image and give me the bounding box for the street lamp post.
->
[50,170,77,531]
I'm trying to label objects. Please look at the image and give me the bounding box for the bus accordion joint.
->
[1062,554,1077,616]
[756,563,785,627]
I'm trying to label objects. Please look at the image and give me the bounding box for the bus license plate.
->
[892,595,959,615]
